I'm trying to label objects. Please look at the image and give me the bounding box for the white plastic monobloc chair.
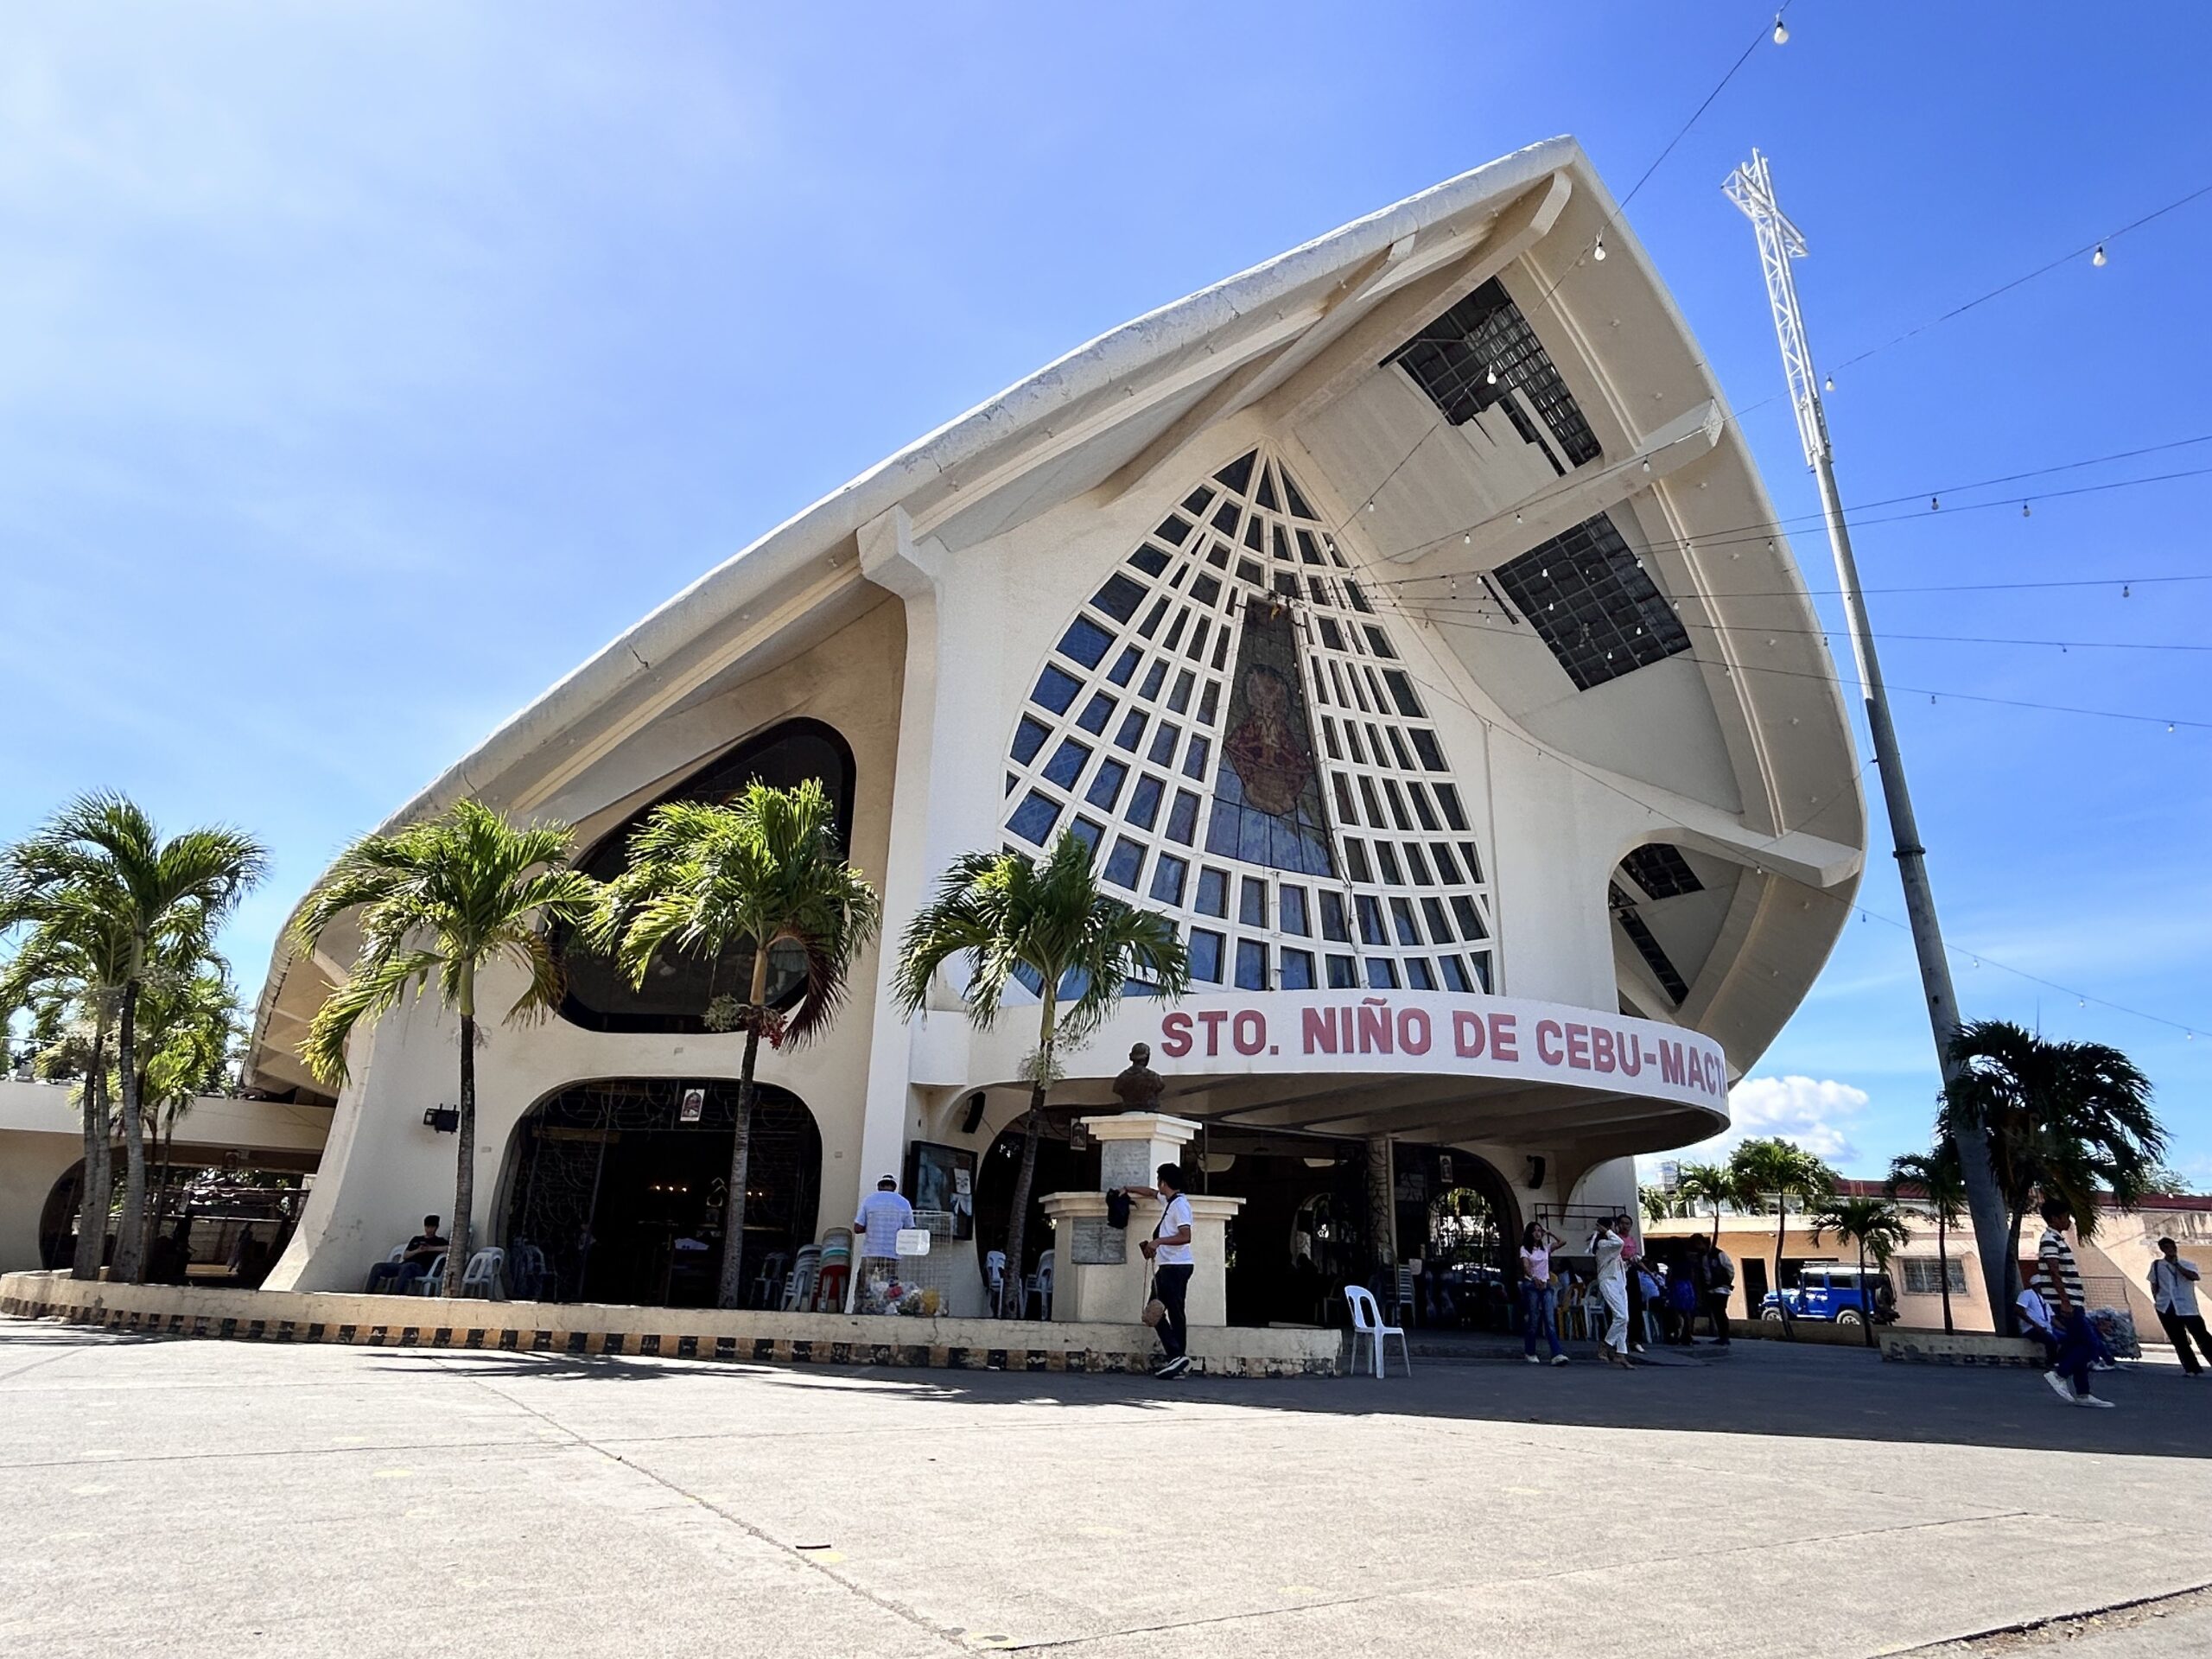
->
[1027,1249,1056,1319]
[782,1246,822,1312]
[411,1253,448,1294]
[459,1247,505,1299]
[751,1251,790,1310]
[1344,1284,1410,1378]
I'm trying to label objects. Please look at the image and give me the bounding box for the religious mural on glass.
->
[1206,601,1335,877]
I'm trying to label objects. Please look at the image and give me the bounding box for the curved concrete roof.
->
[247,136,1864,1094]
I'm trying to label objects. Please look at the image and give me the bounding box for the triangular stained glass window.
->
[1002,447,1495,995]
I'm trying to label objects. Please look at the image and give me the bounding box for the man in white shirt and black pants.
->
[2149,1237,2212,1376]
[1123,1163,1196,1379]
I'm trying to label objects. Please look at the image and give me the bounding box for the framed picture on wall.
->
[906,1141,976,1239]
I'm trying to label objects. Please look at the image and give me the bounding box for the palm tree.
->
[588,780,880,1310]
[3,796,264,1281]
[1886,1145,1966,1334]
[133,965,244,1262]
[1727,1137,1837,1338]
[1938,1019,2165,1325]
[296,800,599,1297]
[1675,1160,1733,1242]
[1808,1195,1913,1348]
[1,883,139,1278]
[892,830,1189,1318]
[1638,1185,1673,1226]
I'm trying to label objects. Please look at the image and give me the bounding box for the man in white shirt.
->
[2149,1237,2212,1376]
[1592,1216,1631,1367]
[853,1175,914,1262]
[1122,1163,1196,1379]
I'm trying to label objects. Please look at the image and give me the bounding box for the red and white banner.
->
[921,989,1731,1112]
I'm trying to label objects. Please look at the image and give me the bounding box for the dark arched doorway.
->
[971,1122,1098,1298]
[500,1078,821,1307]
[1396,1143,1522,1330]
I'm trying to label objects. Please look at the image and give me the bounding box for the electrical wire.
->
[1344,626,2210,1040]
[1390,571,2212,606]
[1386,595,2212,731]
[1355,441,2212,574]
[1827,178,2212,379]
[1393,600,2212,656]
[1518,2,1796,317]
[1846,903,2203,1041]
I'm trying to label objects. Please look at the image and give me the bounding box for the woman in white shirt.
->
[1122,1162,1196,1379]
[1518,1223,1568,1365]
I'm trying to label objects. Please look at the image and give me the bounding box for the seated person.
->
[365,1215,447,1294]
[2016,1280,2061,1368]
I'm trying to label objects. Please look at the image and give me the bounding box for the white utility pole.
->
[1723,149,2012,1313]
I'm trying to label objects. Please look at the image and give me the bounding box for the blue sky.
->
[3,3,2207,1180]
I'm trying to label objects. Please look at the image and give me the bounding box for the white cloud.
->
[1640,1075,1872,1179]
[1726,1075,1871,1162]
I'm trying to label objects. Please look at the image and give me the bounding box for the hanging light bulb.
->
[2093,244,2107,268]
[2022,502,2031,518]
[1930,495,1941,511]
[1365,499,1376,513]
[1772,13,1789,43]
[1641,458,1653,474]
[1592,231,1608,262]
[2123,583,2131,598]
[1485,363,1497,386]
[1462,531,1471,545]
[1514,511,1522,524]
[1823,374,1834,391]
[2168,722,2177,734]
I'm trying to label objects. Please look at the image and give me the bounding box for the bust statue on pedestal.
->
[1111,1044,1164,1115]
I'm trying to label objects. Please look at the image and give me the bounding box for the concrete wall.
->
[1,1270,1342,1378]
[263,601,906,1295]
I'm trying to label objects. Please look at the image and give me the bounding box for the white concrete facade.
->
[243,139,1865,1313]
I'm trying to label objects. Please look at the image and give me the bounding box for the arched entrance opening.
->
[1395,1143,1522,1330]
[972,1121,1097,1300]
[38,1154,313,1283]
[1191,1128,1373,1329]
[500,1078,820,1308]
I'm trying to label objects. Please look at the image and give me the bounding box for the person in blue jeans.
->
[1123,1163,1196,1379]
[1517,1221,1568,1365]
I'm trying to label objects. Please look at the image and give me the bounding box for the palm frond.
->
[294,800,595,1075]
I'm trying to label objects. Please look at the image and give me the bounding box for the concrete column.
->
[1366,1133,1397,1268]
[1040,1112,1243,1326]
[852,508,960,1209]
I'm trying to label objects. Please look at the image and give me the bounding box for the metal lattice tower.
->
[1724,148,2015,1317]
[1722,150,1828,469]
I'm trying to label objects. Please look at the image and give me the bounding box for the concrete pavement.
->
[3,1318,2210,1656]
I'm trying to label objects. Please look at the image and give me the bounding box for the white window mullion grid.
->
[999,446,1497,998]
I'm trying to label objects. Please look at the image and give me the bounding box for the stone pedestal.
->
[1040,1112,1243,1327]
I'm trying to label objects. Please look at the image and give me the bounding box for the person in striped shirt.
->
[2033,1198,2113,1408]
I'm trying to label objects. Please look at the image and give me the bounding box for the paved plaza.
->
[4,1318,2212,1657]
